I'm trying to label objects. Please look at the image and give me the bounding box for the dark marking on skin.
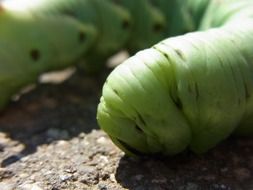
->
[79,31,86,43]
[62,9,76,18]
[175,49,186,61]
[30,49,40,61]
[111,0,121,5]
[175,97,183,110]
[122,19,130,30]
[137,113,146,126]
[162,52,170,61]
[153,46,172,64]
[171,94,183,110]
[169,86,183,110]
[149,0,158,7]
[112,88,119,96]
[153,23,164,33]
[116,138,146,156]
[244,82,250,100]
[135,125,144,133]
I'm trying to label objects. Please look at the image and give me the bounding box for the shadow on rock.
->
[0,70,108,167]
[115,138,253,190]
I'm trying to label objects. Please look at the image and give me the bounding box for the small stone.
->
[96,137,108,144]
[0,182,16,190]
[98,184,107,190]
[19,183,43,190]
[64,166,77,174]
[212,184,231,190]
[109,174,116,183]
[56,140,69,147]
[59,174,73,182]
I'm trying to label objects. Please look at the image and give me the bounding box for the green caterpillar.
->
[0,7,96,109]
[97,0,253,156]
[0,0,207,110]
[6,0,167,71]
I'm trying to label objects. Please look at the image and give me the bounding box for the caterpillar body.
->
[0,0,174,109]
[0,8,96,108]
[97,0,253,156]
[3,0,167,69]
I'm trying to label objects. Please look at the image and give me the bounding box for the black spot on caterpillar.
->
[30,49,40,61]
[0,0,170,109]
[97,0,253,156]
[0,4,96,109]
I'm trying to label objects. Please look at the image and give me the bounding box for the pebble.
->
[98,184,108,190]
[212,184,231,190]
[96,137,108,144]
[0,182,16,190]
[19,183,43,190]
[59,174,73,182]
[109,174,117,183]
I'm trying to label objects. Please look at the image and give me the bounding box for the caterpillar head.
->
[97,49,191,156]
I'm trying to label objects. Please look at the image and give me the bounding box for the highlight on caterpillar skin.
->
[2,0,168,72]
[97,0,253,157]
[0,0,212,109]
[0,0,165,110]
[0,4,97,109]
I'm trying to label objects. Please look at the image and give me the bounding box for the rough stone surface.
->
[0,71,252,190]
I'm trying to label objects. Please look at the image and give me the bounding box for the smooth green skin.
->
[17,0,167,65]
[149,0,210,35]
[200,0,253,30]
[97,0,253,156]
[109,0,166,53]
[20,0,132,72]
[0,9,96,109]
